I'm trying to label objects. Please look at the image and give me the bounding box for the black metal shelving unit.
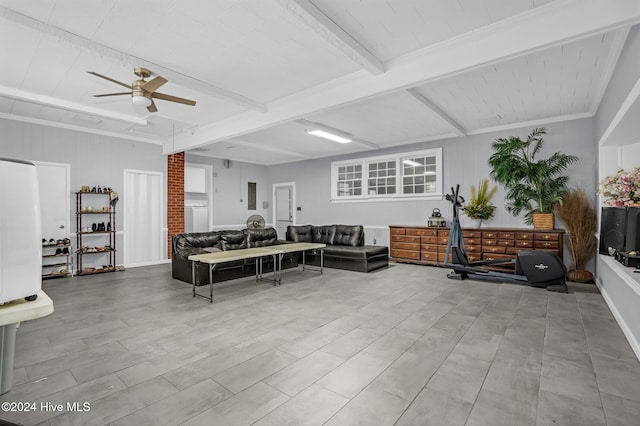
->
[75,190,116,275]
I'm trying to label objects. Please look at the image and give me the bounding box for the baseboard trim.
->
[125,259,171,269]
[595,276,640,361]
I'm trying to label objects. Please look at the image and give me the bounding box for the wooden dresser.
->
[389,226,564,266]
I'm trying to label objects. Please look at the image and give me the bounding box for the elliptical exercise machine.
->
[443,184,568,293]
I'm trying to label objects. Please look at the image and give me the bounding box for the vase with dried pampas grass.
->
[554,189,597,282]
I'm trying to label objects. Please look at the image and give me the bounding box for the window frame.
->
[330,148,443,202]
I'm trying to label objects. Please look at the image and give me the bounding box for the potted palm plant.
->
[463,178,497,227]
[488,128,578,229]
[554,189,597,282]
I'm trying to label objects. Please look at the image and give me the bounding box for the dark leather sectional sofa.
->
[286,224,388,273]
[172,227,298,286]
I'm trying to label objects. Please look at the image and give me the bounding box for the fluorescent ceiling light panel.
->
[306,129,352,143]
[403,159,421,167]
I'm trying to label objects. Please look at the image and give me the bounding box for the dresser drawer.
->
[392,242,420,251]
[467,254,482,262]
[407,228,437,236]
[421,244,439,252]
[463,230,481,238]
[498,240,515,247]
[466,245,482,253]
[421,236,438,244]
[514,240,534,248]
[535,233,560,241]
[465,238,480,245]
[483,239,497,246]
[437,229,450,237]
[390,227,406,235]
[498,232,514,239]
[421,251,439,262]
[437,252,453,262]
[484,246,507,254]
[482,253,514,261]
[392,235,420,243]
[483,231,498,239]
[515,232,534,240]
[438,237,450,244]
[391,249,420,260]
[535,241,559,250]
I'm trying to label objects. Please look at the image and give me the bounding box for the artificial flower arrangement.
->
[599,167,640,206]
[463,178,498,220]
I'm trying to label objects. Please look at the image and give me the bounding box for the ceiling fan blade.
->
[142,76,168,93]
[147,100,158,113]
[87,71,132,89]
[93,92,131,97]
[152,92,196,106]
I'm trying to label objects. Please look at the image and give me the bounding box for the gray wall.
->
[185,154,271,226]
[0,120,165,202]
[594,24,640,142]
[268,118,596,234]
[0,119,166,261]
[0,115,597,256]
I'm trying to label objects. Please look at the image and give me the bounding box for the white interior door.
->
[34,162,70,241]
[124,169,163,267]
[273,182,295,239]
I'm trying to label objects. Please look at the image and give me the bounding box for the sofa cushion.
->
[220,230,247,251]
[333,225,364,246]
[174,231,221,251]
[176,246,209,259]
[323,245,388,260]
[312,225,335,244]
[246,227,278,247]
[287,225,312,242]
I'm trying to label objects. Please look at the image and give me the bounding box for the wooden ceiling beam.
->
[275,0,385,75]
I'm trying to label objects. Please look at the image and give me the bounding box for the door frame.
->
[272,181,296,228]
[123,168,165,267]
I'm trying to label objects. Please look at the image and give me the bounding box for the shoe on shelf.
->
[62,247,70,255]
[55,248,63,255]
[63,238,71,245]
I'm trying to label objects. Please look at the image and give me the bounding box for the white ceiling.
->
[1,0,639,165]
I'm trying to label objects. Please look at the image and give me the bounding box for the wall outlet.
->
[373,238,377,245]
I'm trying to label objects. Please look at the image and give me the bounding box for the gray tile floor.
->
[2,262,640,425]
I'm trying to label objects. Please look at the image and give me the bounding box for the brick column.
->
[167,152,185,258]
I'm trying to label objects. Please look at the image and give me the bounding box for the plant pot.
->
[532,212,554,230]
[567,269,593,283]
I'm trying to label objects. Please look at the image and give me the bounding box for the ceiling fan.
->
[88,67,196,113]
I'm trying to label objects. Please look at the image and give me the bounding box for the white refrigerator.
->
[185,205,209,233]
[0,158,42,304]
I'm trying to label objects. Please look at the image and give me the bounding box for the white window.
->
[367,159,396,196]
[335,163,362,198]
[401,154,437,195]
[331,148,442,201]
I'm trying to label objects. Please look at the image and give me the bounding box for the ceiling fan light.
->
[132,95,151,107]
[306,129,352,143]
